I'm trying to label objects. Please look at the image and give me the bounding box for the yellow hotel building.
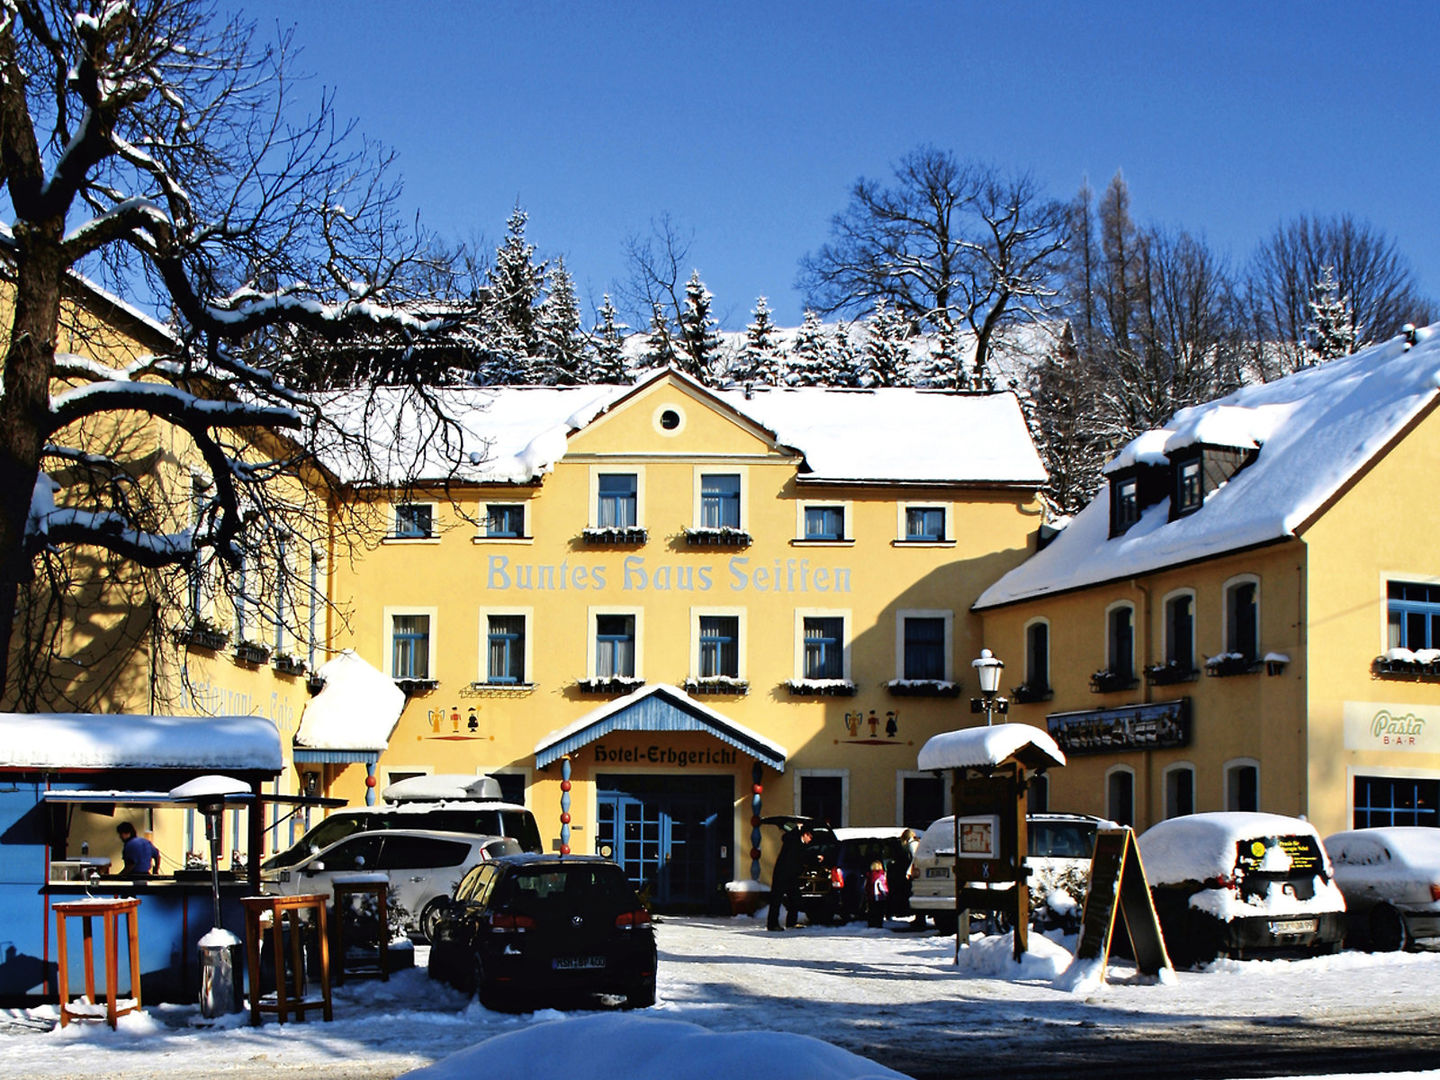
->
[323,369,1046,909]
[975,327,1440,840]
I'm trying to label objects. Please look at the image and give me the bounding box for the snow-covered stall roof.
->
[317,368,1046,489]
[294,650,405,752]
[977,326,1440,608]
[534,682,787,771]
[917,722,1066,772]
[0,713,282,772]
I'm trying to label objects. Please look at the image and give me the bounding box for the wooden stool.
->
[330,874,390,984]
[241,894,332,1026]
[53,897,142,1029]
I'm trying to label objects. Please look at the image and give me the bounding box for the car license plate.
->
[926,867,950,879]
[553,956,606,971]
[1270,918,1317,936]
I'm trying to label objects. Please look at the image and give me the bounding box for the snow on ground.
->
[3,915,1440,1079]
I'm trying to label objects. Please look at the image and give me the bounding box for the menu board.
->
[1074,828,1172,978]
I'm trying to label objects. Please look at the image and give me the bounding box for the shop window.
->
[1387,581,1440,650]
[901,616,946,681]
[1353,775,1439,828]
[595,614,636,678]
[596,474,638,529]
[698,615,740,678]
[1225,579,1259,663]
[1107,767,1135,827]
[802,617,845,680]
[486,503,525,539]
[1225,760,1259,812]
[486,615,526,684]
[1165,765,1195,818]
[699,474,741,529]
[904,506,946,542]
[803,505,845,541]
[394,502,434,539]
[391,614,431,679]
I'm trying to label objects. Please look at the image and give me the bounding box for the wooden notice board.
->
[1074,827,1172,978]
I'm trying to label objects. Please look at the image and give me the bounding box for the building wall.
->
[329,375,1042,886]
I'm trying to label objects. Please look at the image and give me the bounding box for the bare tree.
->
[797,146,1068,386]
[0,0,477,705]
[1248,212,1432,376]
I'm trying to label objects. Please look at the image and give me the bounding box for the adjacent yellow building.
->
[975,327,1440,839]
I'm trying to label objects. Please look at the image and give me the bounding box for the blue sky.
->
[238,1,1440,330]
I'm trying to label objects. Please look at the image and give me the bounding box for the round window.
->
[659,408,681,430]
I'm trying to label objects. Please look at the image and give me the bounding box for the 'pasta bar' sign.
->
[1343,702,1440,753]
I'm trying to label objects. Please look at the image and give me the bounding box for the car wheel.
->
[1370,904,1408,952]
[624,978,656,1009]
[419,898,448,943]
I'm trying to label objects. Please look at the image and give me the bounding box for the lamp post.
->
[971,649,1006,726]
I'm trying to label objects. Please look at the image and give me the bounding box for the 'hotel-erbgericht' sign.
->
[1344,701,1440,753]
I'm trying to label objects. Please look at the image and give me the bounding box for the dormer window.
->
[1175,457,1203,515]
[1110,476,1140,536]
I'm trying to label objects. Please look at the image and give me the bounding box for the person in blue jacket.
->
[117,821,160,876]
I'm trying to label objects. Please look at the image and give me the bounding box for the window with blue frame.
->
[597,474,638,528]
[904,506,945,542]
[700,474,741,529]
[394,503,433,539]
[802,617,844,680]
[902,616,946,680]
[486,503,525,538]
[803,505,845,541]
[391,614,431,679]
[1387,581,1440,650]
[595,614,636,678]
[1353,774,1439,827]
[698,615,739,678]
[487,615,525,684]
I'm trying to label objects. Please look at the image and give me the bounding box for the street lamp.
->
[970,649,1007,726]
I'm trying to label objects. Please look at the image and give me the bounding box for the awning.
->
[534,683,787,771]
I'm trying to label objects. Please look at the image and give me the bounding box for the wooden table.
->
[240,894,332,1025]
[329,874,390,984]
[53,897,142,1029]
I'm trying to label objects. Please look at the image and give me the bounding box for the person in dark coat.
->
[767,827,813,931]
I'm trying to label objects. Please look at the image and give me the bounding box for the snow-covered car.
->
[1137,812,1346,966]
[262,828,520,939]
[1324,826,1440,951]
[908,812,1108,932]
[427,853,657,1010]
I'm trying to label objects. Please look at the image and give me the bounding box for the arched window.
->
[1163,590,1196,671]
[1106,602,1136,680]
[1224,576,1260,664]
[1225,759,1260,812]
[1024,619,1050,694]
[1164,764,1195,818]
[1106,766,1136,827]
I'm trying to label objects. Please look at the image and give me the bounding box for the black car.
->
[762,815,842,923]
[427,853,657,1010]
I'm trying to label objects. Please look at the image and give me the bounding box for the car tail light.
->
[615,908,652,929]
[830,867,844,887]
[1430,883,1440,902]
[488,912,536,931]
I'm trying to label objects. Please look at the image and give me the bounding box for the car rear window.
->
[1029,821,1097,858]
[1235,834,1326,878]
[502,865,636,913]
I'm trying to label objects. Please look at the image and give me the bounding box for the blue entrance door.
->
[595,775,732,912]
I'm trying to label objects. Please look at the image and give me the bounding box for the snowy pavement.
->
[3,915,1440,1079]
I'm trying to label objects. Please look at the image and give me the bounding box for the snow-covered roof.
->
[1136,811,1326,885]
[977,326,1440,608]
[294,650,405,751]
[0,712,282,772]
[533,682,787,771]
[917,722,1066,772]
[319,368,1045,488]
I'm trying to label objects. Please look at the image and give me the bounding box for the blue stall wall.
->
[0,780,55,1002]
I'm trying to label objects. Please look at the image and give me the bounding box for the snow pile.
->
[294,650,405,751]
[953,930,1074,981]
[399,1014,912,1080]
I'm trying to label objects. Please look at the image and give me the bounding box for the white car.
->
[908,812,1108,932]
[1324,826,1440,951]
[262,828,519,939]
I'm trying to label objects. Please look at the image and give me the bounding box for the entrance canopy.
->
[534,683,787,771]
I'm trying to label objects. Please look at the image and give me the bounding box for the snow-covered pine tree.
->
[675,270,722,383]
[536,257,585,384]
[787,310,828,386]
[1305,264,1360,364]
[862,298,911,387]
[733,296,784,385]
[484,205,547,382]
[913,315,964,390]
[644,302,679,370]
[586,294,630,383]
[827,321,865,387]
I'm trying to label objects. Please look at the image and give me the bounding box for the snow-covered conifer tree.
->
[862,299,911,387]
[733,297,784,385]
[1305,265,1360,364]
[485,206,547,382]
[827,321,865,387]
[675,271,722,383]
[644,303,679,369]
[587,294,630,384]
[787,310,828,386]
[536,258,585,384]
[914,316,964,390]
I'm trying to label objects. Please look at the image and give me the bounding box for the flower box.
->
[786,679,856,697]
[1203,653,1260,678]
[1089,669,1138,694]
[394,677,440,695]
[682,677,750,696]
[581,526,648,545]
[1145,662,1198,686]
[683,527,752,548]
[1010,682,1053,704]
[272,654,307,677]
[177,624,228,651]
[306,674,328,695]
[886,679,962,698]
[576,676,645,695]
[234,641,271,666]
